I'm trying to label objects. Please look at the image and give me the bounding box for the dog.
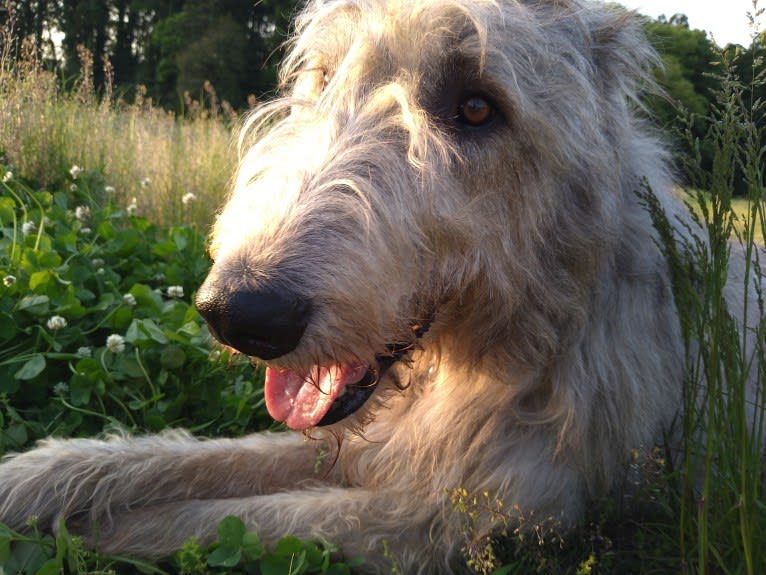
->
[0,0,761,573]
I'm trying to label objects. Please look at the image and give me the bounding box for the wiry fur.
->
[0,1,760,573]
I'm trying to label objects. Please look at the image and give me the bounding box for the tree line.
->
[2,0,301,108]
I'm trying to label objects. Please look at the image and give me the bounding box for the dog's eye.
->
[457,96,494,127]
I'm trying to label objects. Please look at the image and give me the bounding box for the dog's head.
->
[196,0,663,430]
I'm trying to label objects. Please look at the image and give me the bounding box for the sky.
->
[618,0,762,46]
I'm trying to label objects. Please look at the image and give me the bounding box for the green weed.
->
[0,166,270,450]
[0,515,360,575]
[664,33,766,575]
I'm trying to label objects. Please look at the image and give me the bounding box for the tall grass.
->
[0,34,236,227]
[643,27,766,575]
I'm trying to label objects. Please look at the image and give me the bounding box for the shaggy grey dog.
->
[0,0,760,573]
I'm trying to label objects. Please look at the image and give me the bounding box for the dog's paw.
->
[0,437,117,531]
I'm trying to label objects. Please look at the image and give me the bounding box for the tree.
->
[1,0,61,63]
[59,0,110,85]
[175,14,247,106]
[645,14,718,125]
[2,0,300,109]
[142,0,300,109]
[644,14,720,178]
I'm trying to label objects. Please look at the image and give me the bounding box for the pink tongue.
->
[264,363,367,430]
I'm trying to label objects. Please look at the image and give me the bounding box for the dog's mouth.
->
[264,324,429,430]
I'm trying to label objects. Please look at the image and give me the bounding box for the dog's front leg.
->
[83,488,444,573]
[0,431,336,534]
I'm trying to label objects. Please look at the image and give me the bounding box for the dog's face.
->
[196,0,652,430]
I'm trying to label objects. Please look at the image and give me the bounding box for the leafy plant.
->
[178,516,364,575]
[0,166,271,453]
[0,516,361,575]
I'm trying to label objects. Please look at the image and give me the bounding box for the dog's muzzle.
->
[196,277,430,429]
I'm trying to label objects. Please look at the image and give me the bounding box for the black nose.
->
[195,279,311,360]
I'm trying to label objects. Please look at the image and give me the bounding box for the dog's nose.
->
[195,279,311,360]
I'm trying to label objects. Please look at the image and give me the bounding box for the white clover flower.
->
[75,205,91,221]
[3,275,15,287]
[53,382,69,396]
[22,221,37,235]
[122,293,137,306]
[2,171,12,182]
[69,165,82,179]
[76,346,92,358]
[126,198,138,215]
[106,334,126,353]
[140,177,151,188]
[79,227,91,235]
[181,192,197,205]
[167,285,184,298]
[46,315,67,331]
[104,185,115,194]
[70,184,78,192]
[91,258,105,267]
[96,268,105,275]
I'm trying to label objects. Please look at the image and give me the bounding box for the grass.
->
[668,37,766,575]
[731,198,764,244]
[0,37,236,229]
[0,6,765,575]
[686,196,765,245]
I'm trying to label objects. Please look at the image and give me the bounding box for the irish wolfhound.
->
[0,0,760,572]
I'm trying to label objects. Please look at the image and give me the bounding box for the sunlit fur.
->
[0,1,760,573]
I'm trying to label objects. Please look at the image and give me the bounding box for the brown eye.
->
[457,96,494,127]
